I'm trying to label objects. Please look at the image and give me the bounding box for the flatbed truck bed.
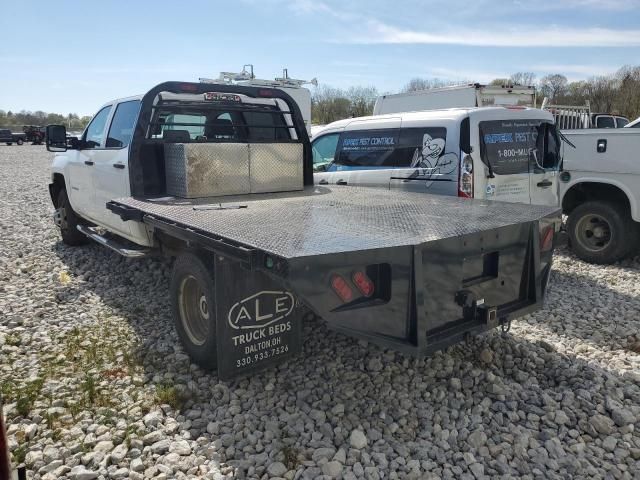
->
[109,186,560,379]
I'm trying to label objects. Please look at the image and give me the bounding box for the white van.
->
[312,107,561,207]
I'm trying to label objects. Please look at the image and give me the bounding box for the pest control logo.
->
[486,184,496,196]
[228,291,294,330]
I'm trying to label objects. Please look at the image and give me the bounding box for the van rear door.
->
[528,123,560,207]
[477,119,534,204]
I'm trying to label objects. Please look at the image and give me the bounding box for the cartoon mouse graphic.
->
[405,133,457,183]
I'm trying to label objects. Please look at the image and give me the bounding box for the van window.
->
[334,129,400,170]
[396,127,449,171]
[106,100,140,148]
[312,133,339,171]
[330,127,448,172]
[479,120,542,175]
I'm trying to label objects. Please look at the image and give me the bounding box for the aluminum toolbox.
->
[165,143,303,198]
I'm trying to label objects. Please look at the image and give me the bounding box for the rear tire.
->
[16,139,23,145]
[6,142,12,145]
[56,189,88,246]
[170,252,217,369]
[567,201,634,264]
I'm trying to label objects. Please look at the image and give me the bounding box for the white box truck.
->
[373,83,536,115]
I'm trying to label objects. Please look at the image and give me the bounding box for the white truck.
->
[46,81,560,379]
[373,83,536,115]
[559,128,640,264]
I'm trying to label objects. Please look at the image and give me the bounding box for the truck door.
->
[528,123,560,207]
[477,119,536,205]
[92,100,141,238]
[70,105,113,219]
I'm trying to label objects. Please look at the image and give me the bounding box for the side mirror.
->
[46,125,67,152]
[314,163,328,173]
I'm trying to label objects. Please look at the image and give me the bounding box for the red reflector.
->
[540,226,554,252]
[258,88,274,97]
[180,83,198,92]
[352,271,374,297]
[331,275,353,303]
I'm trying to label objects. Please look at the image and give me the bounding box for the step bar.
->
[76,225,151,258]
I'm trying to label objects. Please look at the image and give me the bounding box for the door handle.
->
[537,179,553,188]
[113,163,125,169]
[318,179,328,185]
[336,179,348,185]
[84,160,94,166]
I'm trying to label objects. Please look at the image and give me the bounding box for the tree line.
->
[312,65,640,125]
[0,110,91,131]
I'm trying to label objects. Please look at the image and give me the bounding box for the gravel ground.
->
[1,145,639,480]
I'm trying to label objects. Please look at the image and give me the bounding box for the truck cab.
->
[312,107,561,208]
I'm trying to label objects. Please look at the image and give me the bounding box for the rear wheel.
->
[55,189,88,246]
[16,139,23,145]
[170,252,217,369]
[567,201,634,264]
[6,142,12,146]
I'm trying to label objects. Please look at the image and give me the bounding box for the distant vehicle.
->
[373,83,537,115]
[624,116,640,128]
[312,106,561,208]
[23,125,46,144]
[0,128,26,145]
[541,99,629,129]
[560,128,640,263]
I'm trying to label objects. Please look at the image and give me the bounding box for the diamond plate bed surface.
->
[114,186,559,259]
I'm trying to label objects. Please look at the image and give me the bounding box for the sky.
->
[1,0,640,115]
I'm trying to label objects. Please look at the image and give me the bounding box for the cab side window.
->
[84,106,112,148]
[106,100,140,148]
[312,133,339,171]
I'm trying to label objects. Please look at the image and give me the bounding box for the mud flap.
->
[214,255,302,380]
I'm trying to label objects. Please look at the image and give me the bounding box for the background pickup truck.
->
[0,128,26,145]
[46,81,560,380]
[560,128,640,264]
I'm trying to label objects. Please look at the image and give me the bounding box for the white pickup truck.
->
[46,81,561,379]
[560,128,640,264]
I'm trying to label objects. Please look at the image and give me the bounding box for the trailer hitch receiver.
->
[455,289,497,326]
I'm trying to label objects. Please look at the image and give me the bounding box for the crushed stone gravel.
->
[1,145,639,479]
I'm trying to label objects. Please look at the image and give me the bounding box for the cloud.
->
[352,21,640,47]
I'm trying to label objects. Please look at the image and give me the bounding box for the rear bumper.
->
[288,214,560,356]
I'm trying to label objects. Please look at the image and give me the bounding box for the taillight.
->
[331,275,353,302]
[540,225,554,252]
[458,154,473,198]
[352,271,374,297]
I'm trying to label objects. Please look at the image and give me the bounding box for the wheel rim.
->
[178,275,209,346]
[575,213,612,252]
